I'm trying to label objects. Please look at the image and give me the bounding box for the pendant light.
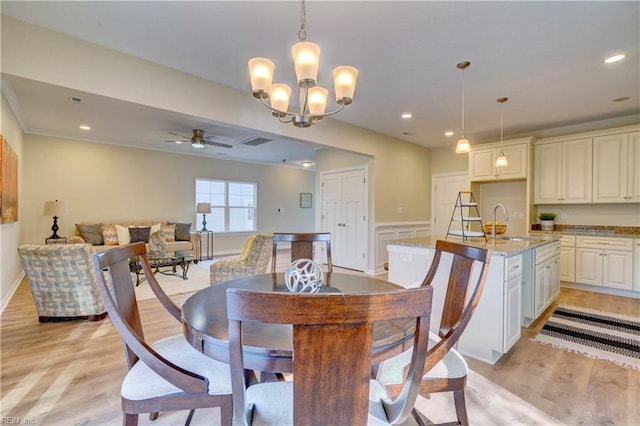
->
[455,61,471,153]
[495,97,509,168]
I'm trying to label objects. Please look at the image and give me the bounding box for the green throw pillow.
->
[169,222,192,241]
[76,223,104,246]
[129,227,151,244]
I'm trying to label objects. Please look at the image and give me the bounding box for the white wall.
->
[1,93,25,312]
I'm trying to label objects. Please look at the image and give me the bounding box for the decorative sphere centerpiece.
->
[285,259,324,293]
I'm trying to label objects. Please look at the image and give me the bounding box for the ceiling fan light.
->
[455,137,470,153]
[292,41,320,86]
[495,153,508,167]
[248,57,275,96]
[191,140,205,149]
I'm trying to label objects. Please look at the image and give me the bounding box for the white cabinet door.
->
[470,143,527,182]
[534,262,547,317]
[628,131,640,202]
[559,246,575,282]
[534,138,591,204]
[534,143,562,203]
[602,250,633,290]
[575,248,603,286]
[562,138,592,203]
[593,133,628,203]
[503,273,522,352]
[549,255,560,299]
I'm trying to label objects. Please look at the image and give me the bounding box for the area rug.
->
[532,304,640,370]
[134,259,212,300]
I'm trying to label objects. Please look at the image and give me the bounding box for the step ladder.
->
[446,191,487,241]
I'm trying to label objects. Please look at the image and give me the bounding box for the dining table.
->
[182,272,417,375]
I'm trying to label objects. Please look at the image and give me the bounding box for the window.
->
[195,178,256,233]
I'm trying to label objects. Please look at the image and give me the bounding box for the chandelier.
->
[455,61,471,153]
[495,97,509,167]
[248,0,358,128]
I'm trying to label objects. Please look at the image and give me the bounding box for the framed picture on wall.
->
[300,192,312,208]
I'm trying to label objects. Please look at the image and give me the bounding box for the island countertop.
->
[386,234,560,257]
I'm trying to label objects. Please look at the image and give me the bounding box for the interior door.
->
[322,169,366,271]
[432,173,470,237]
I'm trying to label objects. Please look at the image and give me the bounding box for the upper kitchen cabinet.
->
[534,138,592,204]
[469,138,531,182]
[593,131,640,203]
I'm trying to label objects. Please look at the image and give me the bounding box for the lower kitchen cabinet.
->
[558,235,576,282]
[522,241,560,326]
[575,236,633,290]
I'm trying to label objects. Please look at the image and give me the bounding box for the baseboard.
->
[1,271,25,315]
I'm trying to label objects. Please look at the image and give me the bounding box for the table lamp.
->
[44,200,69,239]
[196,202,211,231]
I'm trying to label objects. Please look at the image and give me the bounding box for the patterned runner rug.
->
[532,304,640,370]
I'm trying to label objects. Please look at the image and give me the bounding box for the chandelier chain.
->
[298,0,307,41]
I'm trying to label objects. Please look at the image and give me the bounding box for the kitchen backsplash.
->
[532,224,640,236]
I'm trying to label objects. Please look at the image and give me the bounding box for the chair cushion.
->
[121,335,231,400]
[376,331,468,385]
[245,380,390,425]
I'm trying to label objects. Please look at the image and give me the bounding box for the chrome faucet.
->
[491,204,509,239]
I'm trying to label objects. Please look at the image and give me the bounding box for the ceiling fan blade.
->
[164,139,188,143]
[205,141,233,148]
[168,131,190,139]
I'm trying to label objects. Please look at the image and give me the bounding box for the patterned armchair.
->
[18,244,107,322]
[210,234,273,285]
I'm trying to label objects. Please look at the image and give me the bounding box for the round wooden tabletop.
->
[182,273,416,373]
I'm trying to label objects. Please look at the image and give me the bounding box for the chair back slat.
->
[271,232,332,273]
[227,287,433,426]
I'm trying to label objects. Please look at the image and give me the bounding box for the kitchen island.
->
[386,234,560,364]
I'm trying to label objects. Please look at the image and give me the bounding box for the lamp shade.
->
[292,41,320,85]
[269,83,292,113]
[44,200,69,217]
[455,137,470,153]
[333,66,358,103]
[308,87,328,116]
[248,57,275,95]
[196,203,212,214]
[495,154,509,168]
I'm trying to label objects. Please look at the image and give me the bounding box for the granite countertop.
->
[386,234,560,257]
[530,228,640,238]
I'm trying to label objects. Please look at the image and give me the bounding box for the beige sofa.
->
[71,221,201,259]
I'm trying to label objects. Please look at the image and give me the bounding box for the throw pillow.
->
[102,225,118,245]
[169,222,192,241]
[76,223,104,246]
[161,224,176,242]
[150,222,161,235]
[115,225,131,245]
[129,227,151,244]
[240,234,257,261]
[148,231,168,252]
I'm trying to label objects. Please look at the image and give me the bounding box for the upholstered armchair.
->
[18,244,107,322]
[209,234,273,285]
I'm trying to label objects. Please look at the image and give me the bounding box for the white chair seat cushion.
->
[245,380,391,425]
[121,335,232,400]
[376,331,468,385]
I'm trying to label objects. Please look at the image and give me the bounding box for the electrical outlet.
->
[561,212,567,220]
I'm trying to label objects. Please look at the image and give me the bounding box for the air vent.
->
[242,137,271,146]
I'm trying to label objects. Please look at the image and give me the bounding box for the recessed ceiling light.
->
[401,113,412,119]
[300,161,313,168]
[444,131,454,137]
[604,53,626,63]
[79,125,91,131]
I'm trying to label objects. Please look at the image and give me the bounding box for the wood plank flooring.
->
[2,265,638,425]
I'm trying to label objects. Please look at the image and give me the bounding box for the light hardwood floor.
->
[2,264,638,425]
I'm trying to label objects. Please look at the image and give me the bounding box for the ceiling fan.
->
[165,129,233,149]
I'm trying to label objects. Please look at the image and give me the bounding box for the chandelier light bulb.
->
[270,84,292,113]
[248,58,275,96]
[308,87,328,116]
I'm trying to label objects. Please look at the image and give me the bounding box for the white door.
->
[432,173,469,237]
[322,169,366,271]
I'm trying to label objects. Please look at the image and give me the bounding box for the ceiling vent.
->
[241,137,271,146]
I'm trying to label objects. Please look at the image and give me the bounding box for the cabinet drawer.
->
[559,235,576,247]
[504,254,523,281]
[536,242,560,264]
[576,236,633,251]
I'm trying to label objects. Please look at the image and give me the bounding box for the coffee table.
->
[129,250,194,286]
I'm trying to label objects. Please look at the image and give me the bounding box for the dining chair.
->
[92,242,233,426]
[270,232,332,273]
[226,286,434,426]
[376,240,492,426]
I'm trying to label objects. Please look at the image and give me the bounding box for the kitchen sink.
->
[496,236,542,242]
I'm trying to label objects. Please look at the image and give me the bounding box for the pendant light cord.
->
[461,67,465,134]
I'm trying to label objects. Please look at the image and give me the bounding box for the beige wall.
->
[429,145,469,176]
[22,135,316,252]
[1,93,25,311]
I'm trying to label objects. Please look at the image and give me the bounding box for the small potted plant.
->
[539,212,556,231]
